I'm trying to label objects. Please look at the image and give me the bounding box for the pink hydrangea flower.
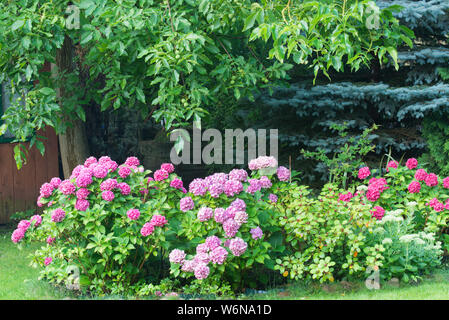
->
[277,166,290,182]
[405,158,418,170]
[246,179,262,194]
[338,192,353,202]
[76,173,93,188]
[93,165,109,179]
[194,253,210,264]
[170,178,184,189]
[100,178,118,191]
[105,160,118,172]
[46,236,55,245]
[434,201,445,212]
[250,227,263,240]
[59,180,76,195]
[154,169,169,181]
[51,208,66,223]
[268,194,278,203]
[366,189,381,202]
[408,181,421,193]
[118,165,132,179]
[196,243,209,254]
[30,215,42,227]
[223,219,240,238]
[214,208,226,223]
[169,249,186,264]
[234,211,248,225]
[194,263,210,280]
[444,177,449,189]
[118,182,131,195]
[102,190,115,202]
[127,209,140,220]
[386,160,398,172]
[197,207,213,222]
[39,183,54,198]
[230,198,246,211]
[425,173,438,187]
[181,260,197,272]
[248,156,277,171]
[205,236,222,251]
[49,177,62,188]
[84,156,97,167]
[37,195,44,207]
[150,215,168,227]
[224,206,238,220]
[209,247,228,265]
[209,183,224,198]
[358,167,371,180]
[161,163,175,174]
[415,169,427,181]
[229,237,247,256]
[189,178,207,196]
[180,197,194,212]
[75,199,90,211]
[44,257,53,266]
[228,169,248,182]
[205,173,228,186]
[18,220,31,231]
[71,165,84,178]
[76,188,90,200]
[11,228,25,243]
[370,206,385,220]
[259,176,272,189]
[125,156,140,167]
[141,222,155,236]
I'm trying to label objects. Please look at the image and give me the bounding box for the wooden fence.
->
[0,127,59,224]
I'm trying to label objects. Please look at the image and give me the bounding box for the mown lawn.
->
[1,225,449,300]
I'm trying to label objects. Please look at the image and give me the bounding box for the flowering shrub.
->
[11,157,186,294]
[367,207,442,282]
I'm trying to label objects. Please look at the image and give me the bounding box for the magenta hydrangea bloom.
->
[234,211,248,225]
[189,178,207,196]
[11,228,25,243]
[224,206,238,220]
[161,163,175,174]
[222,180,241,197]
[105,160,118,172]
[50,177,62,188]
[154,169,169,181]
[197,207,213,222]
[127,209,140,220]
[338,192,353,202]
[76,173,93,188]
[75,199,90,211]
[46,236,55,245]
[405,158,418,170]
[98,156,111,165]
[425,173,438,187]
[125,156,140,167]
[228,169,248,182]
[277,166,290,182]
[84,156,97,168]
[118,165,132,179]
[51,208,66,223]
[150,215,168,227]
[141,222,155,236]
[71,165,84,178]
[268,194,278,203]
[118,182,131,195]
[434,201,445,212]
[408,181,421,193]
[180,197,194,212]
[214,208,226,223]
[358,167,371,180]
[93,165,109,179]
[30,215,42,227]
[44,257,53,266]
[209,247,228,265]
[205,173,228,186]
[102,190,115,202]
[415,169,427,181]
[443,177,449,189]
[194,263,210,280]
[37,195,44,207]
[230,198,246,211]
[370,206,385,220]
[39,183,54,198]
[76,188,90,200]
[366,189,381,202]
[386,160,398,172]
[18,220,31,231]
[170,178,183,189]
[223,219,240,238]
[229,237,247,256]
[100,178,118,191]
[248,156,278,171]
[250,227,263,240]
[59,180,76,195]
[169,249,186,264]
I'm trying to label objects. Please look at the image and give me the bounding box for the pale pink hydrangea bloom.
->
[181,260,197,272]
[214,208,226,223]
[208,183,224,198]
[246,179,262,194]
[223,219,240,238]
[248,156,277,171]
[234,211,248,225]
[259,176,272,189]
[180,197,194,212]
[209,246,228,265]
[205,236,222,251]
[197,207,213,222]
[169,249,186,264]
[230,198,246,211]
[141,222,155,236]
[196,243,209,254]
[276,166,290,182]
[205,173,228,186]
[194,253,210,265]
[229,237,247,256]
[189,178,207,196]
[194,263,210,280]
[250,227,263,240]
[268,194,278,203]
[228,169,248,182]
[150,215,168,227]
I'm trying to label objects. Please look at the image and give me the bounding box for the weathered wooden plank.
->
[12,142,36,215]
[0,144,15,224]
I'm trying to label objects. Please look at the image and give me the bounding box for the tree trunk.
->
[53,36,89,178]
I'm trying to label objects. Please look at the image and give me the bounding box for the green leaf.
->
[11,20,25,31]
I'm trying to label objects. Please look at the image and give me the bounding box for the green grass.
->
[2,225,449,300]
